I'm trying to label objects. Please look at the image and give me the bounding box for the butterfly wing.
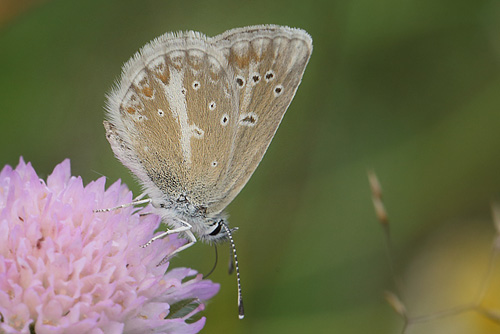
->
[202,25,313,213]
[105,26,312,215]
[105,31,241,208]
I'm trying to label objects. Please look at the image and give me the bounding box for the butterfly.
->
[103,25,312,318]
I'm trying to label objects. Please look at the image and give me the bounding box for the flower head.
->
[0,158,219,334]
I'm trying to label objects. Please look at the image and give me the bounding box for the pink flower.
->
[0,158,219,334]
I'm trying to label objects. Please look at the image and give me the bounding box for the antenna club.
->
[221,222,245,320]
[238,300,245,319]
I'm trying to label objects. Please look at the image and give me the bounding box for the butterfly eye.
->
[208,221,223,236]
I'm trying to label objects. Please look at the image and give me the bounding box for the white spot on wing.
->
[191,124,205,139]
[220,114,229,126]
[273,84,283,97]
[265,70,275,82]
[249,72,261,85]
[239,112,258,127]
[209,101,216,111]
[235,75,245,88]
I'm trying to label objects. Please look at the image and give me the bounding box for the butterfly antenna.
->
[203,244,218,279]
[221,222,244,319]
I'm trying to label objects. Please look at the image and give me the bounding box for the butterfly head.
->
[202,217,237,244]
[148,195,235,244]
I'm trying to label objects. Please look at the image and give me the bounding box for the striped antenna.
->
[221,222,244,319]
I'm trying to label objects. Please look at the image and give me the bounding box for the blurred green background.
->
[2,0,500,333]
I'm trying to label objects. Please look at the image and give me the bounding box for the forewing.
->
[205,25,313,213]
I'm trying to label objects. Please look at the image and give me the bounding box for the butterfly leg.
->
[94,192,151,213]
[154,225,197,266]
[141,221,196,249]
